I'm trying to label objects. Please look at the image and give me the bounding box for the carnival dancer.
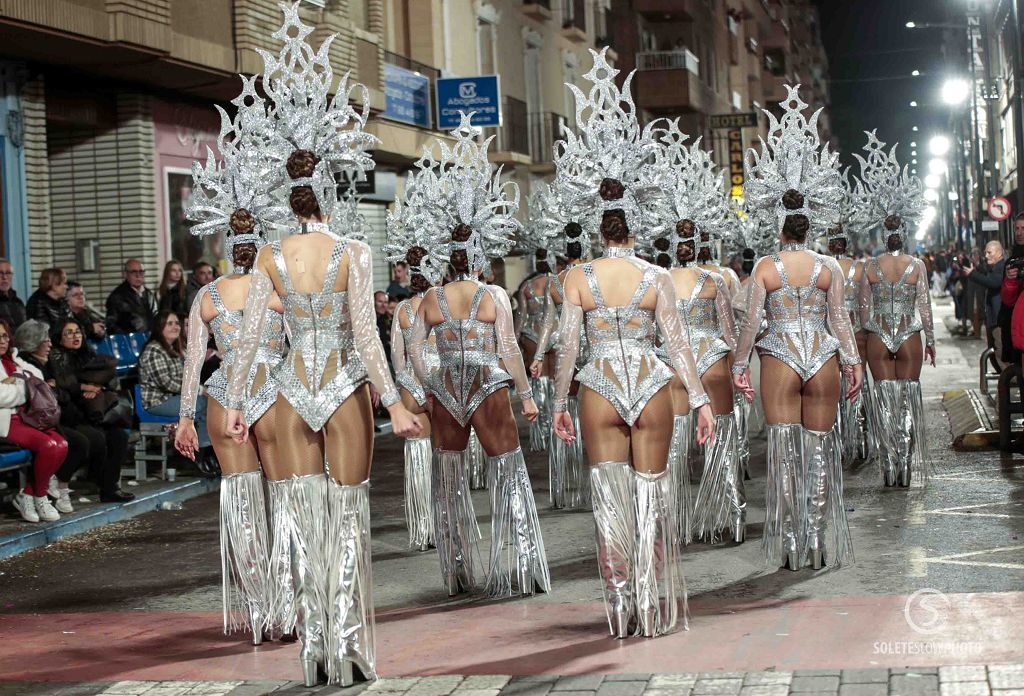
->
[646,122,748,545]
[734,85,862,571]
[223,4,423,686]
[407,112,550,599]
[551,49,715,639]
[853,131,934,487]
[175,82,292,645]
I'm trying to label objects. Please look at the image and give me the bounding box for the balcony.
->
[637,50,700,75]
[493,96,532,166]
[521,0,552,21]
[560,0,587,43]
[634,60,717,115]
[634,0,699,21]
[528,111,569,172]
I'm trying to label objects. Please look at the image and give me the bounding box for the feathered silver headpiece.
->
[851,130,925,245]
[535,179,599,261]
[744,85,844,237]
[407,112,521,275]
[824,168,860,246]
[731,200,776,257]
[259,2,379,220]
[330,181,368,244]
[554,47,662,241]
[187,76,289,271]
[385,165,447,286]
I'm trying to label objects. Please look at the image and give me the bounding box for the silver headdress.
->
[744,85,844,238]
[187,76,289,272]
[643,120,731,267]
[409,112,521,275]
[532,180,598,262]
[330,180,368,244]
[554,47,662,241]
[851,130,925,246]
[731,199,776,258]
[259,2,379,220]
[385,165,446,287]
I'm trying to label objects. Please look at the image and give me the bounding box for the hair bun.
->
[406,246,427,266]
[884,214,902,231]
[286,149,318,180]
[782,188,805,211]
[566,241,583,260]
[676,219,695,237]
[599,177,625,201]
[452,223,473,242]
[535,249,548,260]
[676,241,695,265]
[229,208,256,233]
[600,209,629,243]
[656,253,672,268]
[653,237,670,252]
[564,221,583,239]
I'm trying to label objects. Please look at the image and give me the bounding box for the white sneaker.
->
[34,495,60,522]
[47,476,59,499]
[12,491,39,523]
[55,489,74,514]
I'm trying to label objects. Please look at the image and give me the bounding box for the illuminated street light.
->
[941,78,970,105]
[924,174,941,188]
[912,126,919,132]
[948,191,959,201]
[910,101,918,107]
[906,21,916,28]
[911,150,917,156]
[924,189,939,202]
[912,159,918,164]
[910,141,917,147]
[928,158,947,175]
[912,69,921,76]
[928,135,951,156]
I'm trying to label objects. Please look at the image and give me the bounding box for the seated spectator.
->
[158,259,188,317]
[0,317,68,523]
[49,319,134,503]
[106,259,157,334]
[185,262,214,312]
[64,282,106,341]
[0,258,26,329]
[25,268,68,329]
[139,310,210,451]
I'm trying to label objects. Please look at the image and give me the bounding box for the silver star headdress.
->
[554,47,662,241]
[731,199,777,257]
[410,112,521,275]
[384,166,446,286]
[744,85,844,237]
[851,130,925,245]
[824,168,861,246]
[329,180,368,244]
[186,77,289,271]
[258,2,379,219]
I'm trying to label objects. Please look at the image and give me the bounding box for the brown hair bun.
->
[600,209,629,243]
[229,208,256,233]
[232,242,258,272]
[406,246,427,267]
[884,214,902,231]
[286,149,318,180]
[782,188,804,210]
[677,240,695,265]
[782,213,810,242]
[564,221,583,238]
[599,177,625,201]
[886,233,904,252]
[676,219,696,237]
[653,237,670,252]
[452,223,473,242]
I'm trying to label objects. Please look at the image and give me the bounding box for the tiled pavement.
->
[4,665,1024,696]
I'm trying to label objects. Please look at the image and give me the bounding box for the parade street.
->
[0,300,1020,696]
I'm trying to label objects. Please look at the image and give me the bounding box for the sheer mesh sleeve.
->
[858,261,873,331]
[390,299,408,376]
[823,256,861,366]
[179,284,211,420]
[533,287,558,361]
[491,285,533,401]
[722,267,741,299]
[655,271,709,409]
[713,273,738,350]
[733,259,769,374]
[513,286,526,339]
[347,241,400,407]
[225,262,273,410]
[408,296,433,387]
[553,299,582,413]
[915,259,935,347]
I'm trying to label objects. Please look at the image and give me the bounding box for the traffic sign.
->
[988,196,1012,221]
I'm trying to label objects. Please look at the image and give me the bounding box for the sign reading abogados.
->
[436,75,502,129]
[710,112,759,130]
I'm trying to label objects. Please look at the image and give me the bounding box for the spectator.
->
[965,240,1006,338]
[64,282,106,341]
[932,249,948,296]
[158,260,188,317]
[997,215,1024,364]
[184,262,214,311]
[386,261,411,299]
[106,259,157,333]
[0,258,26,329]
[374,290,391,359]
[0,317,68,523]
[138,310,210,452]
[49,319,134,503]
[25,268,68,329]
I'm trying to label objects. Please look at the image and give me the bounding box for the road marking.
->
[924,544,1024,571]
[931,467,1008,479]
[922,501,1024,519]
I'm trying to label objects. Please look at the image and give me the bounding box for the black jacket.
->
[105,281,157,334]
[0,289,26,329]
[49,345,119,427]
[25,290,67,333]
[968,258,1006,328]
[159,283,188,318]
[65,307,106,341]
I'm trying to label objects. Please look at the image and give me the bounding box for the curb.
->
[0,477,220,561]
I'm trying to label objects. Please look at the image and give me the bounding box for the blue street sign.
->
[435,75,501,129]
[383,63,432,129]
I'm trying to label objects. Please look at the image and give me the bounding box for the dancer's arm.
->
[225,254,273,410]
[490,285,534,403]
[915,258,936,350]
[824,256,861,366]
[654,271,709,409]
[713,273,738,350]
[407,294,433,387]
[390,300,408,377]
[348,241,400,407]
[732,258,768,374]
[179,285,210,420]
[532,283,558,362]
[552,299,582,414]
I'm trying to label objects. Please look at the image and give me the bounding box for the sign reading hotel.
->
[710,112,758,130]
[436,75,502,129]
[383,63,432,129]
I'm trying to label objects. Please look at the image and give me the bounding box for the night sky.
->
[813,0,957,175]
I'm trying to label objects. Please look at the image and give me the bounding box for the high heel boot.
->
[287,474,329,686]
[903,380,931,486]
[668,414,693,545]
[634,468,687,637]
[219,470,272,645]
[693,414,743,544]
[764,424,805,571]
[325,479,376,686]
[874,380,902,487]
[590,462,635,638]
[265,478,296,639]
[404,437,434,551]
[803,428,830,570]
[432,449,480,595]
[485,447,551,597]
[733,391,751,481]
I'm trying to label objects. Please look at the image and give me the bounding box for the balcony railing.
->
[636,50,700,75]
[529,111,568,163]
[562,0,586,31]
[501,96,530,155]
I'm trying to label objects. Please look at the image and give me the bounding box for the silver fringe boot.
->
[839,372,865,465]
[634,468,687,637]
[590,462,635,638]
[467,428,487,490]
[265,478,296,638]
[693,414,745,544]
[528,376,551,451]
[884,380,931,487]
[668,414,694,545]
[287,474,330,687]
[803,426,855,570]
[733,392,751,480]
[874,380,902,486]
[549,395,590,510]
[763,424,806,571]
[404,437,434,551]
[220,470,272,644]
[862,373,879,464]
[325,479,376,687]
[485,447,552,597]
[432,449,481,595]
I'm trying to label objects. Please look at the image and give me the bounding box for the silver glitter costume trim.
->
[862,372,879,465]
[265,478,296,636]
[432,448,481,595]
[851,131,926,251]
[392,299,437,408]
[692,414,745,544]
[550,394,590,510]
[860,256,935,353]
[404,437,434,551]
[324,479,376,686]
[287,473,330,686]
[843,261,863,334]
[668,414,694,546]
[529,375,551,452]
[634,468,687,637]
[485,447,552,597]
[467,429,488,490]
[220,471,272,642]
[677,271,737,377]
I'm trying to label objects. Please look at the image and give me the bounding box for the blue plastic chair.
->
[130,383,175,481]
[0,449,31,491]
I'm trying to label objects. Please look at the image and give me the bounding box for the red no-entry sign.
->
[988,196,1012,221]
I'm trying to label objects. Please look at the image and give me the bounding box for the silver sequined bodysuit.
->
[553,253,709,424]
[408,281,532,428]
[518,275,552,345]
[180,278,285,425]
[678,270,737,377]
[859,255,934,354]
[391,298,438,407]
[734,248,860,382]
[842,260,862,334]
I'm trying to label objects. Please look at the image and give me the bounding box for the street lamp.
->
[941,78,970,105]
[906,21,917,28]
[924,174,941,188]
[928,158,948,175]
[929,135,951,157]
[910,101,918,107]
[912,69,921,76]
[924,188,939,202]
[912,126,919,132]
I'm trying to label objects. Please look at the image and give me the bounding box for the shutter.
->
[357,201,389,291]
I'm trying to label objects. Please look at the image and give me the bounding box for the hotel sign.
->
[728,129,745,200]
[710,112,758,130]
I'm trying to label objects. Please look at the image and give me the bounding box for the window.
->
[477,18,497,74]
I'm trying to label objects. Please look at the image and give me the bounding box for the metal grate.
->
[502,96,529,155]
